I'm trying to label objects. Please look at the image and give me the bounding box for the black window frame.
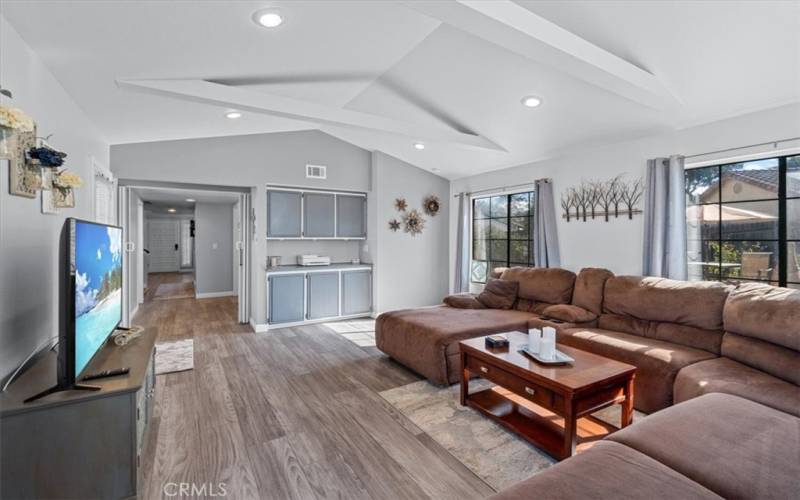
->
[470,191,536,284]
[685,153,799,288]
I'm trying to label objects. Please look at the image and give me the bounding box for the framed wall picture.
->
[6,125,40,198]
[41,169,59,214]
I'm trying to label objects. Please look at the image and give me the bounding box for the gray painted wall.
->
[365,152,450,312]
[194,203,234,295]
[111,130,371,325]
[0,16,109,381]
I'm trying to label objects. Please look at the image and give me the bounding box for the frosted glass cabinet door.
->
[268,274,305,324]
[267,190,302,237]
[336,194,367,238]
[307,272,339,319]
[341,270,372,315]
[303,193,336,238]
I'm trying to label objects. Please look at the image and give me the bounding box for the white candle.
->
[540,327,557,360]
[527,328,541,353]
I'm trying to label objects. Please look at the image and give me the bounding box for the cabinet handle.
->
[525,387,536,396]
[479,366,488,374]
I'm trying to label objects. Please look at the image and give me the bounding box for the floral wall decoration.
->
[394,197,408,212]
[422,194,441,216]
[1,106,40,198]
[402,209,426,236]
[388,219,401,232]
[560,174,644,222]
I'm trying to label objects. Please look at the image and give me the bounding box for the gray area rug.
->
[380,379,645,491]
[155,339,194,375]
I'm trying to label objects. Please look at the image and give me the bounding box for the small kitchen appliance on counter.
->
[297,254,331,266]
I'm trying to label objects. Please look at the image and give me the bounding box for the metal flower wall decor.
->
[388,219,401,232]
[423,194,440,216]
[394,197,408,212]
[403,209,426,236]
[560,174,644,222]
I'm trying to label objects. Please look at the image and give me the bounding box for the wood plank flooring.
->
[135,273,494,499]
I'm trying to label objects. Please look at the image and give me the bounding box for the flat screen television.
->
[25,218,123,403]
[67,218,123,379]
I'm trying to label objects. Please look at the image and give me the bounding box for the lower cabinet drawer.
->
[465,355,561,413]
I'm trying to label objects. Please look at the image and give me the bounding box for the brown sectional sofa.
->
[490,392,800,500]
[376,265,800,499]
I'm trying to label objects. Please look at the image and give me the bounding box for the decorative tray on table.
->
[518,346,575,365]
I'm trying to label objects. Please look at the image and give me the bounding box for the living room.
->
[0,1,798,499]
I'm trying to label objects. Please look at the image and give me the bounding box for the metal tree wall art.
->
[560,175,643,222]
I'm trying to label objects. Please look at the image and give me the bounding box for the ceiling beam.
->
[116,78,505,152]
[403,0,680,110]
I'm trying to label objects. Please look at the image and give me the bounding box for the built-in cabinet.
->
[267,267,372,326]
[268,274,306,324]
[267,188,366,239]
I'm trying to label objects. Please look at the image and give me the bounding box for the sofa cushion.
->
[721,332,800,386]
[477,278,518,309]
[723,282,800,351]
[542,304,597,323]
[572,267,614,315]
[443,293,486,309]
[558,327,716,413]
[487,441,721,500]
[597,314,724,354]
[500,267,576,305]
[674,357,800,417]
[604,276,730,331]
[375,306,536,385]
[608,393,800,500]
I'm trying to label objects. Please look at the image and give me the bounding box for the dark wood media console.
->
[0,328,156,499]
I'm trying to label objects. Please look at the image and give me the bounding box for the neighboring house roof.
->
[698,169,800,203]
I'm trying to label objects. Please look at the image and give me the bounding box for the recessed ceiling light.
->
[253,9,284,28]
[167,208,176,213]
[414,142,425,150]
[225,111,242,119]
[521,96,542,108]
[185,198,196,202]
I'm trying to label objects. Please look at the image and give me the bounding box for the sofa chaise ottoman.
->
[375,267,578,385]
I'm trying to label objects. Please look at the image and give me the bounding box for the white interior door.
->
[236,193,251,324]
[148,220,180,273]
[118,186,131,328]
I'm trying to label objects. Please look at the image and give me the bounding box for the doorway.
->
[118,183,251,325]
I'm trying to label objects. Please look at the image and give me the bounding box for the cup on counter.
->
[540,327,557,360]
[527,328,541,353]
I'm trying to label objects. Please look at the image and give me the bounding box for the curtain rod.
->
[453,179,551,199]
[684,136,800,160]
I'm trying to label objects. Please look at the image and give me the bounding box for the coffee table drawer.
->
[465,355,559,412]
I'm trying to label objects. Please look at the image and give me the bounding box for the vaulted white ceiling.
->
[3,0,798,179]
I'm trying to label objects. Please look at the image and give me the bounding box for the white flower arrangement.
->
[0,106,35,132]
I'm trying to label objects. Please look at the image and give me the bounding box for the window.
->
[685,154,800,288]
[471,191,535,283]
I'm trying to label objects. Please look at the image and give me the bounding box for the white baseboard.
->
[196,290,235,299]
[250,318,269,333]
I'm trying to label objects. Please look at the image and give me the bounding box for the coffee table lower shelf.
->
[465,387,619,460]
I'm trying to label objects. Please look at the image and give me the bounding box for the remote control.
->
[81,367,130,381]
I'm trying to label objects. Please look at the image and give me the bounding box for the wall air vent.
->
[306,164,327,180]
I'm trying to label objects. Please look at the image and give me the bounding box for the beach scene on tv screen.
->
[74,222,122,376]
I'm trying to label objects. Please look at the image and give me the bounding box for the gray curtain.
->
[534,179,561,267]
[642,155,687,279]
[454,192,470,292]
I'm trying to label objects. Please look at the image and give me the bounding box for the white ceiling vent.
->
[306,164,327,180]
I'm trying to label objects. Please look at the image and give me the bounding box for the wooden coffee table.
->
[459,332,636,461]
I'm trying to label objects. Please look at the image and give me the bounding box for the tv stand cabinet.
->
[0,328,157,499]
